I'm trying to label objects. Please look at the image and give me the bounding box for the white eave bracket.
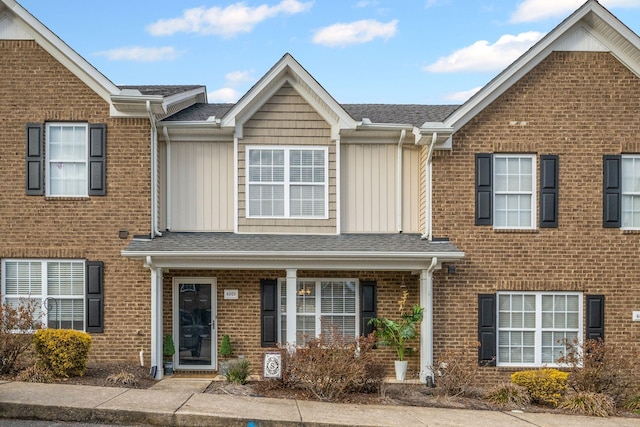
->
[414,122,454,149]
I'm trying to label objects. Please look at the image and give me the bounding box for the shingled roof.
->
[161,102,460,126]
[118,85,205,97]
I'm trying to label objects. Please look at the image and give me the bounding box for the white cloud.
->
[510,0,640,23]
[312,19,398,47]
[209,69,256,103]
[209,87,241,102]
[443,86,482,102]
[147,0,313,38]
[95,46,178,62]
[423,31,544,73]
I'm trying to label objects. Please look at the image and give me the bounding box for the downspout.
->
[147,101,161,237]
[421,132,438,240]
[396,129,406,233]
[420,256,438,384]
[335,135,341,235]
[145,256,163,380]
[162,127,172,231]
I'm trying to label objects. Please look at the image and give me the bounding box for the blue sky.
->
[17,0,640,105]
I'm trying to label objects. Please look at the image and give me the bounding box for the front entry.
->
[173,278,217,370]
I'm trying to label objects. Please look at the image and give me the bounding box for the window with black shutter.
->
[260,279,278,347]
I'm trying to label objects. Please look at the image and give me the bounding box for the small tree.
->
[0,298,42,374]
[219,334,233,359]
[163,334,175,360]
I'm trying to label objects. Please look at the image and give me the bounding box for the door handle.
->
[209,320,215,329]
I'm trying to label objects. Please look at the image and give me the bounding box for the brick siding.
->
[432,51,640,383]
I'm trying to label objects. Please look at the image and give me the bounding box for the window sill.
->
[493,228,539,234]
[622,229,640,234]
[45,196,91,201]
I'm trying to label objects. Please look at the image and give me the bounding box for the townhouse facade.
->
[1,0,638,383]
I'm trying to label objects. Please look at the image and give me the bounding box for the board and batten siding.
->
[165,140,234,231]
[237,83,337,234]
[341,143,421,233]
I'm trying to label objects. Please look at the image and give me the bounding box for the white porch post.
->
[420,258,437,383]
[150,264,163,380]
[286,269,297,346]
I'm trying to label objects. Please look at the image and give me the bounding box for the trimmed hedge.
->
[511,369,569,407]
[33,329,92,378]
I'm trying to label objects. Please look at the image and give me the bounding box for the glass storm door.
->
[173,278,216,370]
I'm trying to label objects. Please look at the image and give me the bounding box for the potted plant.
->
[369,291,424,381]
[163,334,175,376]
[219,334,233,375]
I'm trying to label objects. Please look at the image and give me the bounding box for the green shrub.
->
[511,369,568,407]
[624,394,640,413]
[225,359,250,385]
[219,335,233,358]
[0,299,42,374]
[33,329,92,378]
[559,392,615,417]
[486,382,531,407]
[558,338,640,406]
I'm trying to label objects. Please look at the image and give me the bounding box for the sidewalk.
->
[1,379,639,427]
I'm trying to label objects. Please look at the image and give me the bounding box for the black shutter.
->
[540,154,559,228]
[360,281,377,337]
[586,294,605,341]
[475,153,493,225]
[25,123,44,195]
[88,124,106,196]
[478,294,496,366]
[260,279,278,347]
[86,261,104,333]
[603,155,621,228]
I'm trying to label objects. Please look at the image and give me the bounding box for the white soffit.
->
[0,7,30,39]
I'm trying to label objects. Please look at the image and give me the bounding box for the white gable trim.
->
[445,0,640,132]
[221,54,357,140]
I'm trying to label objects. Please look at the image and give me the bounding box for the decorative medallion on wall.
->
[263,352,282,379]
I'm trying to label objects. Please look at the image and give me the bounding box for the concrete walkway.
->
[1,379,639,427]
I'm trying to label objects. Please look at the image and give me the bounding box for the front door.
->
[173,278,216,370]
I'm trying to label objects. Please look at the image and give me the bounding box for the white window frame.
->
[493,154,536,230]
[622,155,640,229]
[246,146,329,219]
[46,122,89,197]
[1,259,86,331]
[496,291,583,368]
[278,278,359,345]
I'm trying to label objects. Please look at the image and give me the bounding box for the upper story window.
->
[497,292,582,367]
[46,123,89,197]
[494,154,535,229]
[247,147,328,219]
[622,155,640,228]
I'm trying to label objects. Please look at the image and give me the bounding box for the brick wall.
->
[0,41,152,363]
[432,51,640,383]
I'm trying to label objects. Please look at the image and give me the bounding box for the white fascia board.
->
[109,95,165,118]
[221,53,357,136]
[164,86,208,106]
[159,121,233,142]
[444,0,619,132]
[122,250,465,271]
[3,0,119,103]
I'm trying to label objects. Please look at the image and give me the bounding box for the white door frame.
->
[172,277,217,370]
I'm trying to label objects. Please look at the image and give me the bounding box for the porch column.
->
[286,269,297,347]
[420,258,437,383]
[150,265,163,380]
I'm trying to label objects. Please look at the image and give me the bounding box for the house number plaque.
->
[224,289,239,299]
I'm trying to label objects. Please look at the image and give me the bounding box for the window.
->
[2,260,86,330]
[622,155,640,228]
[494,154,535,229]
[497,292,582,367]
[247,147,327,218]
[279,279,357,344]
[47,123,89,197]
